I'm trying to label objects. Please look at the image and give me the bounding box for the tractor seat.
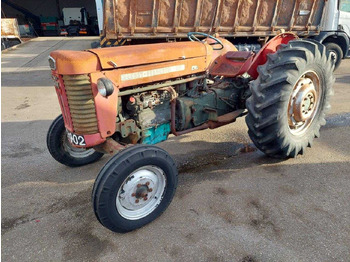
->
[209,51,255,77]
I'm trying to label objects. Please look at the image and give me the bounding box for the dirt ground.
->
[1,37,350,262]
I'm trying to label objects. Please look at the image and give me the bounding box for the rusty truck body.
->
[101,0,326,46]
[1,18,22,50]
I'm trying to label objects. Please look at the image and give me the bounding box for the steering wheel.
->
[187,32,224,50]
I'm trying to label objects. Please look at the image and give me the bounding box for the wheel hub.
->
[288,71,321,135]
[329,51,337,62]
[292,83,317,122]
[116,165,166,220]
[135,185,149,199]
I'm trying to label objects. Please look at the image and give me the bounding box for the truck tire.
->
[246,39,335,158]
[47,115,104,167]
[324,42,343,70]
[92,145,178,233]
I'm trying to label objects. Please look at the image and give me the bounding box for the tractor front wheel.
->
[246,39,335,158]
[46,115,104,167]
[92,145,178,233]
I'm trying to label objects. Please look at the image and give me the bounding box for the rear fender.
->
[247,33,298,79]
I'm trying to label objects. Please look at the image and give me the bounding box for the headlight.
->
[97,78,114,97]
[48,56,56,70]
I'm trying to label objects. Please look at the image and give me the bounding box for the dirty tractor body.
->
[47,32,334,232]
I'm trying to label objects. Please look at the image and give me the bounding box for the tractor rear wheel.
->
[47,115,104,167]
[246,39,335,158]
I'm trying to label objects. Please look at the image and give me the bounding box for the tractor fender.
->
[247,33,298,79]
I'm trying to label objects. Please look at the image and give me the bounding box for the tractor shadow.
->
[2,112,349,187]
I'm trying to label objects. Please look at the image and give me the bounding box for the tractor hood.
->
[49,50,101,75]
[88,41,209,70]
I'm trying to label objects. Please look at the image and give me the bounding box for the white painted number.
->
[78,136,85,146]
[66,130,86,146]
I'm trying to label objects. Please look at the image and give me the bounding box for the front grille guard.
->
[61,74,99,135]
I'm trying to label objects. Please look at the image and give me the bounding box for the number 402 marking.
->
[67,132,86,146]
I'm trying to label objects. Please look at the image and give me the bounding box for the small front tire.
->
[92,145,178,233]
[46,115,104,167]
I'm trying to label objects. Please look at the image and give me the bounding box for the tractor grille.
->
[62,74,98,134]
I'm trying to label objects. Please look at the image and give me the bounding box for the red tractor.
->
[47,32,334,232]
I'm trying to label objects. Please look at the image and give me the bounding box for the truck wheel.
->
[92,145,178,233]
[246,39,335,158]
[324,42,343,70]
[46,115,104,167]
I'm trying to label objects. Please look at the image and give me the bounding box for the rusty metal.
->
[271,0,281,32]
[103,0,326,42]
[170,99,244,136]
[50,50,101,75]
[89,41,208,69]
[116,119,141,143]
[62,75,99,134]
[118,75,206,97]
[93,138,126,154]
[209,51,254,77]
[288,71,320,135]
[135,199,139,203]
[207,109,245,129]
[1,18,21,39]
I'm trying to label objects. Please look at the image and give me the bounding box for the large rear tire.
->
[246,39,335,158]
[47,115,104,167]
[92,145,178,233]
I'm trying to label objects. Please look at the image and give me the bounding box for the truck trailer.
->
[98,0,349,68]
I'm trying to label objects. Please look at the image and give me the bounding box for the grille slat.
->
[64,80,91,86]
[62,74,99,134]
[73,122,98,128]
[67,94,95,101]
[69,109,97,115]
[65,85,91,91]
[66,89,94,95]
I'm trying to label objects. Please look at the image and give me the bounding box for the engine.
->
[119,76,250,145]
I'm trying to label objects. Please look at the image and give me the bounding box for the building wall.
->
[2,0,97,24]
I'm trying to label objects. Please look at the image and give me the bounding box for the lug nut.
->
[148,188,153,192]
[135,199,139,203]
[143,197,148,201]
[145,182,150,186]
[131,193,136,197]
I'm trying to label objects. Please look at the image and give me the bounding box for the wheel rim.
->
[116,165,166,220]
[329,50,338,63]
[61,132,96,158]
[288,71,321,135]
